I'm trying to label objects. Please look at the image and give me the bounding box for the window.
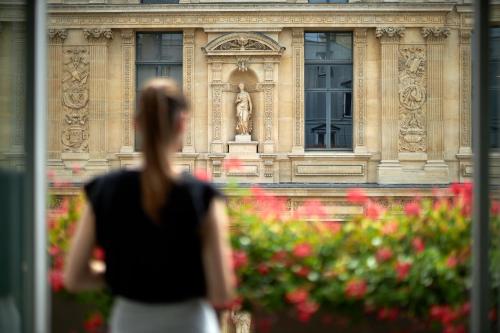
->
[141,0,180,3]
[136,32,183,149]
[304,32,353,150]
[490,27,500,148]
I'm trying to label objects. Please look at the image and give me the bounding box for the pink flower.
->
[296,300,319,322]
[344,279,367,299]
[446,255,458,268]
[296,199,327,219]
[459,302,471,316]
[365,201,384,220]
[492,201,500,216]
[395,261,412,281]
[376,247,393,263]
[271,250,288,264]
[47,169,55,181]
[382,221,399,235]
[286,288,309,304]
[293,243,313,258]
[52,256,64,270]
[324,221,342,234]
[404,202,421,217]
[49,269,64,292]
[232,250,248,270]
[412,237,425,253]
[223,157,242,171]
[71,163,82,175]
[250,185,267,199]
[347,188,368,204]
[295,266,310,278]
[48,245,61,257]
[84,312,104,333]
[193,169,211,182]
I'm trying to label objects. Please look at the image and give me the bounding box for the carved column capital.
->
[292,28,304,45]
[421,27,450,43]
[84,28,113,44]
[375,27,405,43]
[120,29,134,44]
[48,29,68,44]
[183,28,195,44]
[459,29,472,44]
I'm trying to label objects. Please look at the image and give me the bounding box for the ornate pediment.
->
[202,32,285,56]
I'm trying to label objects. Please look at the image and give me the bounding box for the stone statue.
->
[235,83,253,136]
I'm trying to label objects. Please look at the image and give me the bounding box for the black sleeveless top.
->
[84,169,222,303]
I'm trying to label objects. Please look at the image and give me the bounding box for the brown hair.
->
[136,78,188,222]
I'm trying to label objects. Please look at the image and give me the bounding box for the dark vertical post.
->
[471,0,491,331]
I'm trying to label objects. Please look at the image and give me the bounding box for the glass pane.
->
[330,92,353,148]
[491,27,500,149]
[309,0,348,2]
[305,65,327,89]
[136,33,160,62]
[304,32,352,61]
[330,64,353,89]
[305,92,327,149]
[160,34,183,62]
[141,0,179,3]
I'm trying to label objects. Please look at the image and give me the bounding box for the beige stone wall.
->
[46,2,475,187]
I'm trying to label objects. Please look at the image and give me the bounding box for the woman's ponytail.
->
[137,79,187,223]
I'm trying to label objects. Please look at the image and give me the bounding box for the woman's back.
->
[85,169,222,303]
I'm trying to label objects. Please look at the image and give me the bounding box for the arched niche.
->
[204,32,284,155]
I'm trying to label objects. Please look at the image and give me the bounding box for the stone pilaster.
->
[183,29,195,153]
[84,28,112,169]
[210,61,224,153]
[11,22,25,153]
[458,29,472,156]
[421,27,450,171]
[376,27,405,181]
[353,28,367,154]
[260,61,275,153]
[120,29,135,154]
[292,28,304,153]
[48,29,67,161]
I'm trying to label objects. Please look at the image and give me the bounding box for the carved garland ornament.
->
[398,46,427,152]
[62,47,90,152]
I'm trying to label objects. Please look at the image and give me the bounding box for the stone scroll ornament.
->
[61,47,90,152]
[398,46,427,152]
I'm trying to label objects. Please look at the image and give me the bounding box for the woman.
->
[64,78,235,333]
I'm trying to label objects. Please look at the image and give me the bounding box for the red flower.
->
[347,188,368,204]
[377,307,399,321]
[295,266,310,278]
[71,163,82,175]
[84,312,104,333]
[376,247,393,263]
[256,318,273,333]
[344,279,367,299]
[286,288,309,304]
[489,309,497,322]
[250,185,267,199]
[193,169,211,182]
[412,237,425,253]
[48,245,61,256]
[395,261,412,281]
[404,202,421,217]
[271,250,288,264]
[382,220,399,235]
[446,255,458,268]
[365,201,384,220]
[52,256,64,270]
[293,243,313,258]
[49,269,64,292]
[296,199,327,219]
[93,247,105,261]
[257,263,270,275]
[459,302,471,316]
[492,201,500,216]
[232,250,248,270]
[324,221,342,234]
[223,157,242,171]
[296,300,319,322]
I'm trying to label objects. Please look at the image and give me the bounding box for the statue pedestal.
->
[228,140,258,154]
[235,134,252,142]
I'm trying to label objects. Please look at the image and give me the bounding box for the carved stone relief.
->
[421,27,450,42]
[375,27,405,42]
[83,28,113,42]
[121,29,134,150]
[48,29,68,44]
[459,29,472,150]
[202,32,285,56]
[62,47,89,152]
[398,46,427,152]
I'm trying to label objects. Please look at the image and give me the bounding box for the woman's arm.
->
[63,204,105,292]
[201,198,236,307]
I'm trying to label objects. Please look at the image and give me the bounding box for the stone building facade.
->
[2,0,500,213]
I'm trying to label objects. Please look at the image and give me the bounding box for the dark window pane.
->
[304,32,352,62]
[305,32,353,150]
[491,27,500,148]
[160,34,183,62]
[141,0,179,3]
[137,34,160,62]
[309,0,348,3]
